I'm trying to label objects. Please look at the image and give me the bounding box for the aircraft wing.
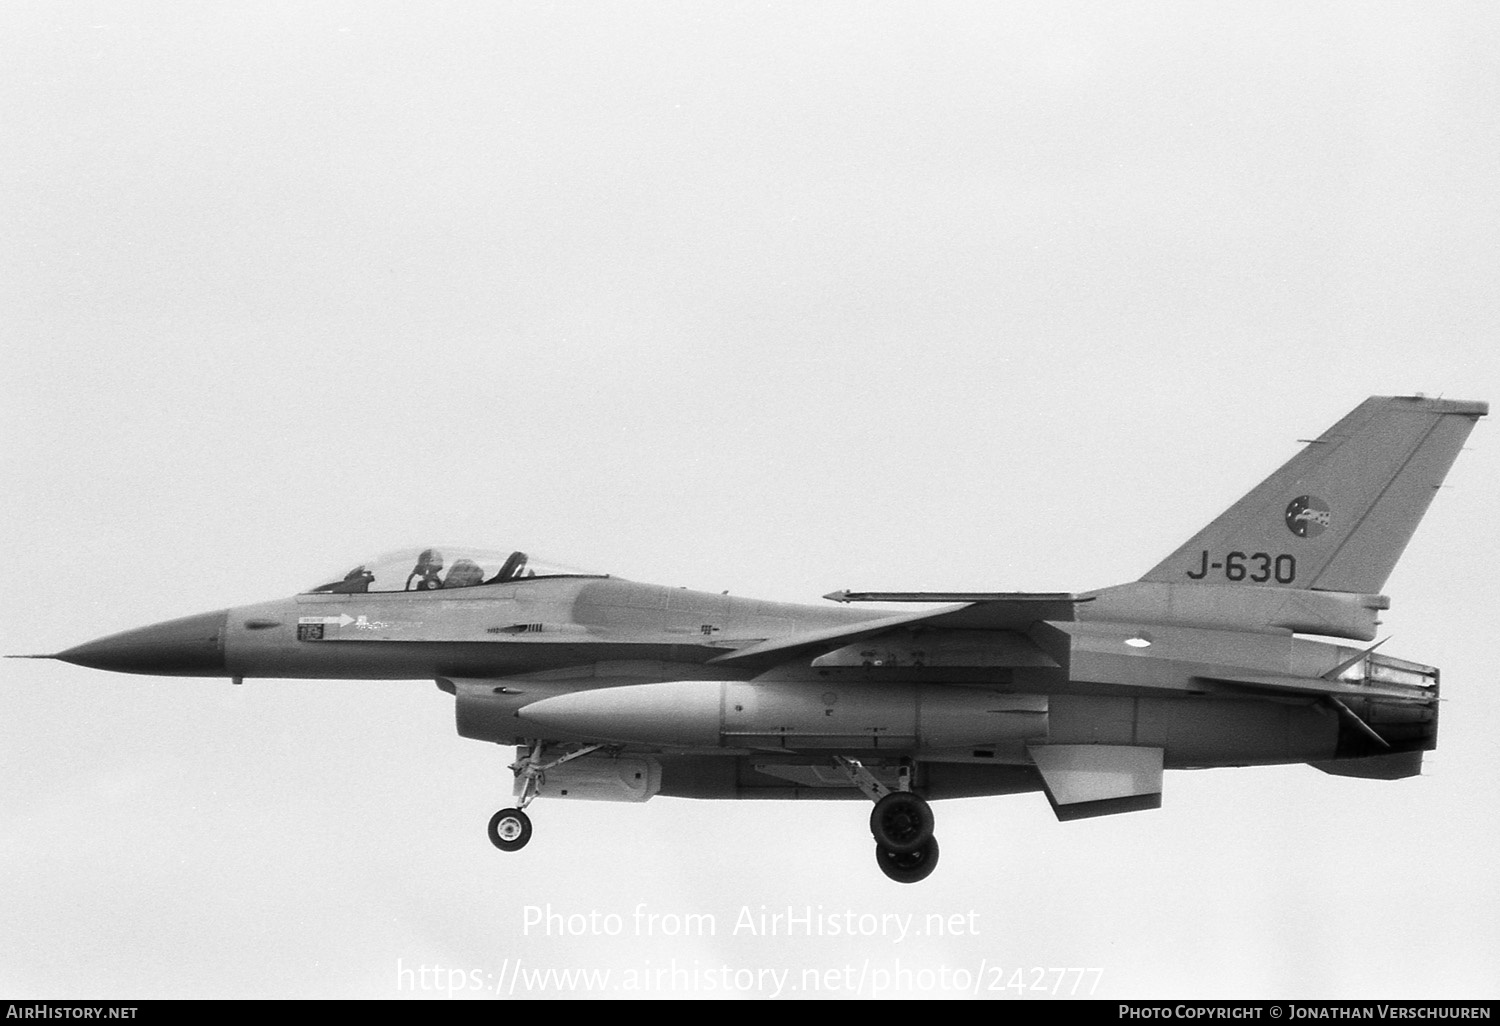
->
[707,594,1091,669]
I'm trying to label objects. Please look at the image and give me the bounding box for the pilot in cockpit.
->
[406,549,445,591]
[305,547,594,595]
[444,558,484,588]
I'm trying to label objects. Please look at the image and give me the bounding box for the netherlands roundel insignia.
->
[1285,495,1331,538]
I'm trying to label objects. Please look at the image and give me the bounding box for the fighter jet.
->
[21,395,1485,882]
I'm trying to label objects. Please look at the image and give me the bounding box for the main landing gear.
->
[487,741,603,852]
[834,756,940,883]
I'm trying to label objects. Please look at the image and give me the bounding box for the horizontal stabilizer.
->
[1321,638,1390,680]
[1029,745,1163,821]
[1311,752,1424,780]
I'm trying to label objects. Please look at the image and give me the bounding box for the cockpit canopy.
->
[304,547,603,594]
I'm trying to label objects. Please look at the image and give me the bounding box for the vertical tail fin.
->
[1140,396,1486,594]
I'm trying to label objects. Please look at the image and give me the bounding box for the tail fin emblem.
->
[1285,495,1332,538]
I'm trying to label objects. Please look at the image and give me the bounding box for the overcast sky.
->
[2,1,1497,999]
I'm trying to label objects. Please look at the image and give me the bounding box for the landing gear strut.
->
[486,741,603,853]
[833,756,940,883]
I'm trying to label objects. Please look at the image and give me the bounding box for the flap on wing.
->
[826,590,1083,604]
[708,594,1090,668]
[1192,672,1435,703]
[1028,744,1164,821]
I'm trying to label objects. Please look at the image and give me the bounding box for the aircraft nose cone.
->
[54,609,229,676]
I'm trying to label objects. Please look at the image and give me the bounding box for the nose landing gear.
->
[488,807,532,851]
[486,741,604,852]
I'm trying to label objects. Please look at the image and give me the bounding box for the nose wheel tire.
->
[875,836,940,884]
[488,808,532,852]
[869,791,934,854]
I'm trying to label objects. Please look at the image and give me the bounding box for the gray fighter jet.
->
[23,395,1486,882]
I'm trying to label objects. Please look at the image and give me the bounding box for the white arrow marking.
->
[298,615,356,627]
